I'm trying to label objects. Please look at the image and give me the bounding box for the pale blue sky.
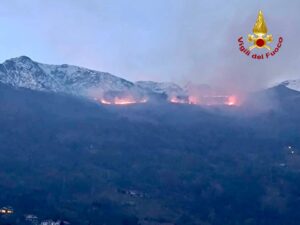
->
[0,0,299,90]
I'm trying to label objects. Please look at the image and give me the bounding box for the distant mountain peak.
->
[279,79,300,92]
[0,56,140,96]
[13,55,33,61]
[5,56,36,65]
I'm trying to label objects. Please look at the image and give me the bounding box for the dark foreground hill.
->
[1,83,300,225]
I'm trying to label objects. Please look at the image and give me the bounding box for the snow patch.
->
[281,80,300,92]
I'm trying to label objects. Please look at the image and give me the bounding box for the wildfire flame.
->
[225,96,238,106]
[188,96,200,105]
[170,95,238,106]
[170,97,187,104]
[95,94,238,106]
[99,97,147,105]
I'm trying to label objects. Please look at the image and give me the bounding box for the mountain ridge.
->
[0,56,299,103]
[0,56,188,101]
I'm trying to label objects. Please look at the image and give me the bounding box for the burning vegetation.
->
[99,97,148,105]
[97,94,239,106]
[92,90,148,105]
[170,95,238,106]
[92,87,239,106]
[169,84,240,106]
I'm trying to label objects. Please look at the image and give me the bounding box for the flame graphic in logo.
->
[248,10,273,51]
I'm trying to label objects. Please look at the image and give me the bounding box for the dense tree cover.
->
[0,84,300,225]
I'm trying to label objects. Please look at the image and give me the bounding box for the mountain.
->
[135,81,187,99]
[1,56,255,105]
[0,56,140,98]
[1,81,300,225]
[0,56,188,101]
[279,79,300,92]
[1,62,300,225]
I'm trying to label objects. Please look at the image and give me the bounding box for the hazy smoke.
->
[170,1,300,95]
[0,0,300,95]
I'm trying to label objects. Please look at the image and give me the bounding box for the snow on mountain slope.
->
[0,56,192,102]
[280,80,300,92]
[135,81,187,98]
[0,56,63,92]
[0,56,141,98]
